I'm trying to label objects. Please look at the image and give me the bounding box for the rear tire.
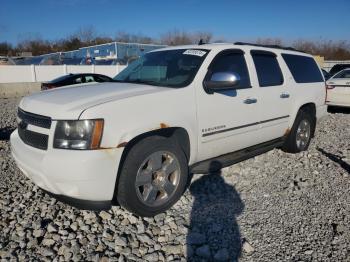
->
[283,110,314,153]
[117,136,188,217]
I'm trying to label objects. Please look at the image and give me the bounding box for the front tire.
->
[117,136,188,217]
[283,110,314,153]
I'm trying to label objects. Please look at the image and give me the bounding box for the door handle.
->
[244,98,257,104]
[280,93,290,99]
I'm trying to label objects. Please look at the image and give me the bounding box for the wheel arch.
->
[112,127,191,204]
[289,102,317,137]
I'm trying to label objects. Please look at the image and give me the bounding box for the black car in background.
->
[41,73,113,90]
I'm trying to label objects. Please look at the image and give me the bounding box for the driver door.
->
[196,49,262,161]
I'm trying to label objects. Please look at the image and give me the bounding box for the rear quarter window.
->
[282,54,324,83]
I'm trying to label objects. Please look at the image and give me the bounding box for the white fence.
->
[1,60,350,83]
[0,65,127,83]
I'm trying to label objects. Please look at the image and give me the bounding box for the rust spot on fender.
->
[284,128,291,136]
[160,123,169,128]
[117,142,128,148]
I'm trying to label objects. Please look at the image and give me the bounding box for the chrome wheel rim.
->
[135,151,181,207]
[296,119,311,150]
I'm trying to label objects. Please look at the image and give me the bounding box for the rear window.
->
[251,51,284,87]
[332,69,350,79]
[282,54,323,83]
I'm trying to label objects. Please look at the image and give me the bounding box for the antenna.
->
[198,39,205,45]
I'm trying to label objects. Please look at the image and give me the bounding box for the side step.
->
[190,138,285,174]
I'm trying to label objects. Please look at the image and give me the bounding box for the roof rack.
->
[234,42,304,53]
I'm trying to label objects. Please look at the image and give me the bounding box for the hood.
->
[19,82,169,119]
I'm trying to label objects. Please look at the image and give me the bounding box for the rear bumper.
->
[326,90,350,108]
[10,129,123,203]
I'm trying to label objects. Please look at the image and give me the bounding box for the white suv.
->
[11,43,327,216]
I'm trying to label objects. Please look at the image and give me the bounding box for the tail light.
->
[325,84,334,103]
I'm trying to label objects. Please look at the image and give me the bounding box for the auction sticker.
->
[183,49,207,57]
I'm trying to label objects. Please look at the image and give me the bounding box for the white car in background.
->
[326,68,350,108]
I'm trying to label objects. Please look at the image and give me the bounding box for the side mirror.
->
[204,72,240,93]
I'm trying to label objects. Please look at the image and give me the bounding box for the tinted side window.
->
[208,51,251,89]
[73,76,83,84]
[282,54,323,83]
[95,75,111,82]
[85,76,95,82]
[251,51,284,87]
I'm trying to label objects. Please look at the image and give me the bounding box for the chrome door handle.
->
[280,93,290,99]
[244,98,257,104]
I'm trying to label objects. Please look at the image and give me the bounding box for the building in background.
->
[13,42,166,65]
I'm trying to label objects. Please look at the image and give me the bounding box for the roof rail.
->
[234,42,304,53]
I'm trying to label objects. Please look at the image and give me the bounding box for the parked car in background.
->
[322,69,331,81]
[0,56,15,65]
[329,64,350,76]
[326,69,350,108]
[95,58,127,65]
[41,73,113,90]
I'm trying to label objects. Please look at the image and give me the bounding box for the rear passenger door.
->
[250,50,292,141]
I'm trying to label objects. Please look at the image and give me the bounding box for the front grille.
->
[17,108,51,150]
[18,126,48,150]
[18,108,52,129]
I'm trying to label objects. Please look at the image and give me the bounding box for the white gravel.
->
[0,97,349,261]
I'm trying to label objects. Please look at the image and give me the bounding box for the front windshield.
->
[114,49,209,88]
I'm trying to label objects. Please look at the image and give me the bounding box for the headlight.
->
[53,119,104,150]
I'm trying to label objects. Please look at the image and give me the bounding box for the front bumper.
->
[10,129,123,208]
[43,189,111,211]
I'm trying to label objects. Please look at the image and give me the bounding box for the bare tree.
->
[292,39,350,59]
[5,27,350,60]
[256,38,283,46]
[115,31,154,44]
[160,30,193,45]
[0,42,13,56]
[73,26,97,45]
[160,30,212,45]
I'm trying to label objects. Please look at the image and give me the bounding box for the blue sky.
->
[1,0,349,45]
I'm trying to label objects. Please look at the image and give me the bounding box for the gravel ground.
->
[0,97,349,261]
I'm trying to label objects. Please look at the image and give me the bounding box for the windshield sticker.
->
[183,49,207,57]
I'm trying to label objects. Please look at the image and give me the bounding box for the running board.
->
[190,138,285,174]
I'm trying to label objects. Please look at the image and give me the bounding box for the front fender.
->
[79,87,199,164]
